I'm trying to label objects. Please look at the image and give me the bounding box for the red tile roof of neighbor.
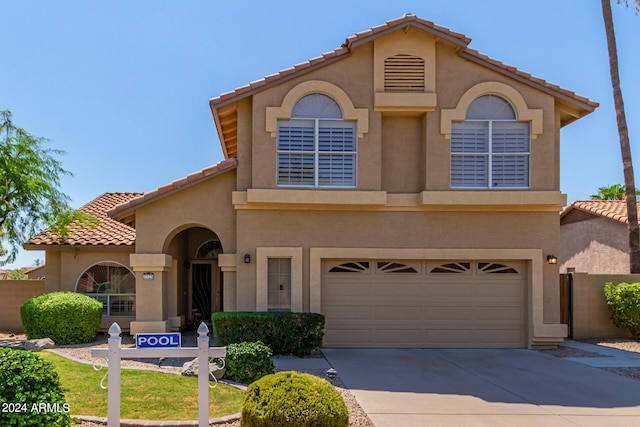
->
[108,158,238,219]
[27,192,143,247]
[561,200,630,224]
[209,14,599,111]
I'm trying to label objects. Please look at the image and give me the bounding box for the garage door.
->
[322,260,526,348]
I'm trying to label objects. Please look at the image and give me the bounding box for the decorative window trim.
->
[440,82,543,140]
[328,261,371,273]
[376,261,419,273]
[256,247,303,312]
[266,80,368,138]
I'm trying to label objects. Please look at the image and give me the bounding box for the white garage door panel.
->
[322,260,526,348]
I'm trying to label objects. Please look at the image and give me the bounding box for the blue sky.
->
[1,0,639,268]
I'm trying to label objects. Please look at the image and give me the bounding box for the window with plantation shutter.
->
[277,93,356,188]
[451,95,530,189]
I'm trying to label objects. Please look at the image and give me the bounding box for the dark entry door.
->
[191,261,222,322]
[192,263,212,321]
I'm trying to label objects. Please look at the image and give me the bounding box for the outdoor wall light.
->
[546,255,558,265]
[184,261,191,269]
[244,253,251,264]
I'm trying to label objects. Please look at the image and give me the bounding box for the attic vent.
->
[384,54,425,92]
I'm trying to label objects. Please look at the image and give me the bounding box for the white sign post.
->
[91,322,226,427]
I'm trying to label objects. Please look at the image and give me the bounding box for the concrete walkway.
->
[561,339,640,367]
[323,348,640,427]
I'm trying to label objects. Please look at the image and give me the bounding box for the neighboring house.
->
[560,200,630,274]
[25,265,46,280]
[0,270,9,280]
[27,15,597,348]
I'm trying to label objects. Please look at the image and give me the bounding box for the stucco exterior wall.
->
[560,218,629,274]
[134,170,237,254]
[235,209,561,323]
[571,273,637,339]
[44,249,133,293]
[246,28,558,194]
[0,280,45,332]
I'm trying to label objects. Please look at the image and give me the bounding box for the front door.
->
[189,260,222,322]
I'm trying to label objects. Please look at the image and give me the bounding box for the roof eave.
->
[108,158,238,220]
[459,49,598,116]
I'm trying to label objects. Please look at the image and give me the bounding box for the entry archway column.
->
[129,253,173,334]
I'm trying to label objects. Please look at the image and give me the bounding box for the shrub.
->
[0,348,70,426]
[604,282,640,339]
[223,341,274,384]
[20,292,103,344]
[242,371,348,427]
[212,312,324,356]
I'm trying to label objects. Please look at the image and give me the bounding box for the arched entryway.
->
[164,226,224,327]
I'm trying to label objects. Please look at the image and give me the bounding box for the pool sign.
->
[136,332,181,348]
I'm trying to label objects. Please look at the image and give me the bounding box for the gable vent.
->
[384,54,425,92]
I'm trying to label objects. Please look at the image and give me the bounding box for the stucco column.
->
[218,253,237,312]
[129,253,172,334]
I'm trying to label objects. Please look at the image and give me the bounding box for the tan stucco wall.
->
[560,218,629,274]
[235,209,561,322]
[571,273,637,339]
[134,170,237,254]
[247,28,558,194]
[44,248,133,293]
[0,280,45,332]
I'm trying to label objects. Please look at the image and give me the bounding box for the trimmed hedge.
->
[0,348,70,426]
[20,292,103,345]
[212,312,324,356]
[223,341,275,384]
[242,371,348,427]
[605,282,640,338]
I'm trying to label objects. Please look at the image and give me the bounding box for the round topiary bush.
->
[0,348,70,426]
[242,371,348,427]
[20,292,103,344]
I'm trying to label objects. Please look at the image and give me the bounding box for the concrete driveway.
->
[323,348,640,427]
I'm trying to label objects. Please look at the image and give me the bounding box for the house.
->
[27,14,597,348]
[25,265,46,280]
[560,200,630,274]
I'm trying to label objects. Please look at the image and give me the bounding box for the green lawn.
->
[39,352,243,420]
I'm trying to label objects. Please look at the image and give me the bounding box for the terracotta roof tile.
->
[209,13,596,116]
[108,158,238,219]
[27,192,142,247]
[561,200,631,224]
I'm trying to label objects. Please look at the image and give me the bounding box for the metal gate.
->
[560,273,572,338]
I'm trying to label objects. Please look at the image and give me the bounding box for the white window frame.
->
[256,247,303,312]
[451,114,530,189]
[277,118,357,189]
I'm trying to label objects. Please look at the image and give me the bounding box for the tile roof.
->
[209,14,598,111]
[561,200,629,224]
[108,158,238,219]
[27,192,142,247]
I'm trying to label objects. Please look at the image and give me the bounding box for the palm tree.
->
[590,184,640,200]
[601,0,640,272]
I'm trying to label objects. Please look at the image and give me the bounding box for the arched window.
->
[277,93,356,188]
[75,262,136,317]
[451,94,530,189]
[196,240,223,260]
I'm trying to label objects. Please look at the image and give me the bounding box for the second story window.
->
[451,95,530,189]
[277,93,356,188]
